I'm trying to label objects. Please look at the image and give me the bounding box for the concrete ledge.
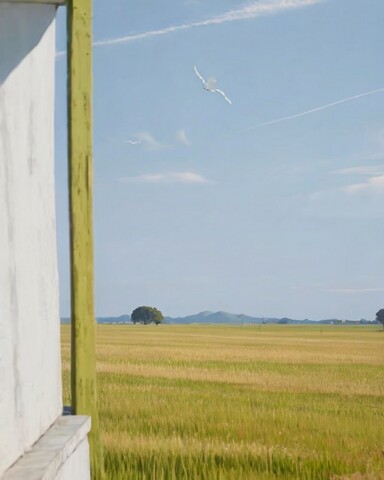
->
[2,416,91,480]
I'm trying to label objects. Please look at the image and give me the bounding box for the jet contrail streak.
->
[56,0,322,56]
[94,0,321,48]
[253,87,384,129]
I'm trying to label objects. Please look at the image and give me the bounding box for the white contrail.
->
[253,87,384,129]
[95,0,321,47]
[56,0,322,56]
[326,287,384,293]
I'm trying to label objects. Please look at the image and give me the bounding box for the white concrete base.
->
[2,416,91,480]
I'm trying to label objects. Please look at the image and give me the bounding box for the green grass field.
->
[61,324,384,479]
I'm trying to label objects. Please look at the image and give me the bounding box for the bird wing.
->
[193,66,206,85]
[214,89,232,104]
[125,140,141,144]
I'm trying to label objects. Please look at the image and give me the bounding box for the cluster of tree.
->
[131,306,164,325]
[375,309,384,331]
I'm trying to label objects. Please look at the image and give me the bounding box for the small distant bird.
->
[125,140,141,145]
[194,66,232,104]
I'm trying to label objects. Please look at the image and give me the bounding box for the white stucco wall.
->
[0,4,62,475]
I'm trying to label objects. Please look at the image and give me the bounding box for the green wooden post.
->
[67,0,104,478]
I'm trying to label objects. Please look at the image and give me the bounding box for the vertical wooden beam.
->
[67,1,104,478]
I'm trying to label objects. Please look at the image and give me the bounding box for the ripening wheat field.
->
[61,324,384,479]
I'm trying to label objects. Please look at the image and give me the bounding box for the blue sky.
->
[54,0,384,320]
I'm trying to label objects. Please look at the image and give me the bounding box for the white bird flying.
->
[193,66,232,104]
[125,140,142,145]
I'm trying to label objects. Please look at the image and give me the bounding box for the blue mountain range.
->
[61,311,374,325]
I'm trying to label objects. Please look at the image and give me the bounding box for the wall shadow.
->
[0,3,56,86]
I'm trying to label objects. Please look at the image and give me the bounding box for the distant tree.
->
[375,309,384,331]
[131,306,164,325]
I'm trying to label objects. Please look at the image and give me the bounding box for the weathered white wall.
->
[0,4,62,475]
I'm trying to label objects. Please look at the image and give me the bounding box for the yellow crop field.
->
[61,324,384,479]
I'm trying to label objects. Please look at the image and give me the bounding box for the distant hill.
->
[164,311,262,325]
[60,312,376,325]
[164,311,345,325]
[98,314,131,324]
[61,314,131,325]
